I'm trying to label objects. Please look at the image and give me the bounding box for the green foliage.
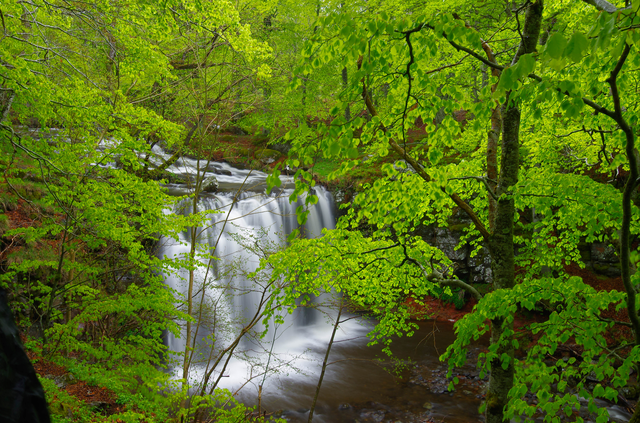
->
[264,1,640,421]
[3,0,640,421]
[443,276,630,421]
[430,285,466,310]
[266,227,453,352]
[0,0,281,420]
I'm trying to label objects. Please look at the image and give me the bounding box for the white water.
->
[156,160,375,411]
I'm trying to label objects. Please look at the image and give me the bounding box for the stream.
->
[153,153,486,422]
[153,154,631,423]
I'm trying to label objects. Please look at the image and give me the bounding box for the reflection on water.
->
[250,320,487,423]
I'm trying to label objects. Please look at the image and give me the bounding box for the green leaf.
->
[545,32,567,59]
[515,53,535,78]
[564,32,589,62]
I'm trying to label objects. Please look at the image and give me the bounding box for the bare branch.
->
[581,0,631,12]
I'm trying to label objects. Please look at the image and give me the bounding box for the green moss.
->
[447,222,470,232]
[0,213,8,236]
[7,181,47,201]
[250,134,270,146]
[0,191,18,211]
[218,134,237,143]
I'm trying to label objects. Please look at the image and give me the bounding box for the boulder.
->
[270,142,292,155]
[201,176,218,193]
[255,149,282,164]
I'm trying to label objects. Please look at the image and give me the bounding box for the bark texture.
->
[485,2,543,422]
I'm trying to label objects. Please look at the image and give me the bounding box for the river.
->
[152,154,488,422]
[153,156,632,423]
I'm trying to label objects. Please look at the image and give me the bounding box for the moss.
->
[255,149,281,160]
[593,262,619,274]
[0,191,18,212]
[218,134,237,143]
[250,134,270,146]
[39,377,94,423]
[9,181,47,201]
[447,222,470,232]
[0,213,8,236]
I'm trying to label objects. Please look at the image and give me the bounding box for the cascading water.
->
[153,153,499,423]
[155,155,372,410]
[160,182,341,354]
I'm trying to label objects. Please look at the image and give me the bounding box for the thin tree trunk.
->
[606,42,640,422]
[342,67,351,122]
[308,300,343,423]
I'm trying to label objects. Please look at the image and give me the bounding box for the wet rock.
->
[338,403,353,410]
[201,176,218,192]
[422,401,433,410]
[208,166,232,176]
[358,409,385,422]
[161,171,189,184]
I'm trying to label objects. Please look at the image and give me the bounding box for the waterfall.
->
[158,161,345,395]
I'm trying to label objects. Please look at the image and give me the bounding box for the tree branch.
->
[357,57,491,242]
[581,0,631,12]
[425,270,483,301]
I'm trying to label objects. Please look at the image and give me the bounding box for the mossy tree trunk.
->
[484,2,543,422]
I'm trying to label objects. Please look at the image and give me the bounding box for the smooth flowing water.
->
[155,155,488,422]
[153,156,637,423]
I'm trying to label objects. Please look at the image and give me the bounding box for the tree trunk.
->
[485,2,543,422]
[486,100,519,423]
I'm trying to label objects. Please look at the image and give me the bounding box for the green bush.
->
[431,285,466,309]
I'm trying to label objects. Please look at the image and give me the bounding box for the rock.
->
[255,148,282,164]
[228,126,248,135]
[201,176,218,193]
[393,160,416,174]
[270,142,292,155]
[359,409,385,422]
[434,227,468,261]
[422,401,433,410]
[88,401,109,412]
[49,373,76,389]
[209,167,232,176]
[223,147,250,163]
[338,403,353,410]
[250,134,270,146]
[592,262,621,277]
[591,244,618,263]
[161,172,189,184]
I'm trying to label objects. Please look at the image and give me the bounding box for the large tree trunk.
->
[485,2,543,422]
[486,100,519,423]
